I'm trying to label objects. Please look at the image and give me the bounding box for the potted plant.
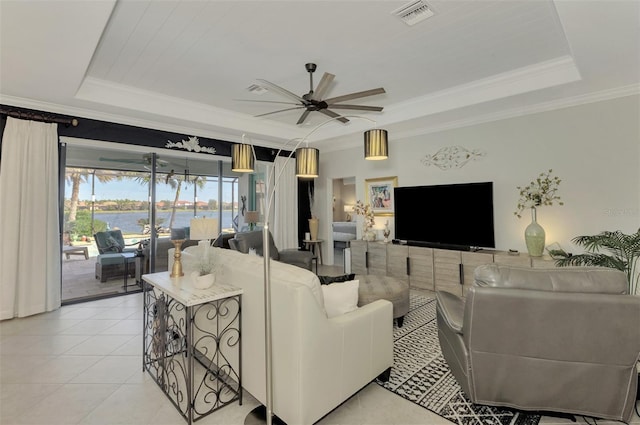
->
[550,228,640,295]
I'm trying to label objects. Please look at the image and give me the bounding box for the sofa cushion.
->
[321,279,359,318]
[318,273,356,285]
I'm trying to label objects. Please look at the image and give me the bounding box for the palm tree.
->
[65,168,90,222]
[551,228,640,295]
[64,168,118,221]
[164,174,206,229]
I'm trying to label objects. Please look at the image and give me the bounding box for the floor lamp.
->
[233,117,389,425]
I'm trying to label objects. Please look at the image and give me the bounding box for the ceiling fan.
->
[246,63,386,125]
[98,153,169,168]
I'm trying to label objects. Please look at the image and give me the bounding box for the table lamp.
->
[245,211,259,231]
[190,217,219,258]
[169,228,186,278]
[343,204,354,222]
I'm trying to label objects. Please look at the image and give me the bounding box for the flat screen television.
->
[394,182,495,250]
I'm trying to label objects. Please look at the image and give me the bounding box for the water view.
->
[93,210,237,234]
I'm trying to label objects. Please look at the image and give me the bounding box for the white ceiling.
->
[1,0,639,153]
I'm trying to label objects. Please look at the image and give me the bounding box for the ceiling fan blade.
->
[311,72,335,100]
[326,104,384,112]
[255,106,305,118]
[257,79,306,103]
[296,110,311,125]
[234,99,300,106]
[320,109,350,123]
[324,87,386,105]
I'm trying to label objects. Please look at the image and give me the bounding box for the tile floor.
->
[2,267,638,424]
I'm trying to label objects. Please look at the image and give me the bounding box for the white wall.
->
[316,95,640,264]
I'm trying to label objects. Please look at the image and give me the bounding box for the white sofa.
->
[178,246,394,425]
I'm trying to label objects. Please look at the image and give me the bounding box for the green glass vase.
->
[525,207,545,257]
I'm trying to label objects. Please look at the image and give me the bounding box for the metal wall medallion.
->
[421,146,485,170]
[165,136,216,154]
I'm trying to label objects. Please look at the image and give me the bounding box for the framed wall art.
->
[365,176,398,216]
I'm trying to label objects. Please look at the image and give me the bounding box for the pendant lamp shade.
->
[231,143,254,172]
[295,147,319,178]
[364,129,388,160]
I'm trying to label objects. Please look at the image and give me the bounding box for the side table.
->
[142,272,243,424]
[122,252,142,291]
[303,239,324,265]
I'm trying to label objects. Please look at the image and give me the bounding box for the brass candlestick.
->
[170,239,185,277]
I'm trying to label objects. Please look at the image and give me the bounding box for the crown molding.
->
[0,94,284,149]
[320,83,639,153]
[75,77,307,142]
[390,83,640,141]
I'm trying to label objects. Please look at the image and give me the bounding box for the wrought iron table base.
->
[143,284,242,424]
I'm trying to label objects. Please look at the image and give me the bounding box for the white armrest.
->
[299,299,394,409]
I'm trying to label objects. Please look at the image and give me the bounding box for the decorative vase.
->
[383,221,391,243]
[308,218,319,241]
[525,207,545,257]
[364,229,377,241]
[191,271,215,289]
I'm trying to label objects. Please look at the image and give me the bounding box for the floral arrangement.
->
[196,248,220,276]
[353,200,375,232]
[514,169,564,218]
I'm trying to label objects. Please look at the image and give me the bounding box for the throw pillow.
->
[105,235,123,253]
[321,279,359,318]
[318,273,356,285]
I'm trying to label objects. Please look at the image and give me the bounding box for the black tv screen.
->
[394,182,495,250]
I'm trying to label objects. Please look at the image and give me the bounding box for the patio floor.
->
[61,254,142,304]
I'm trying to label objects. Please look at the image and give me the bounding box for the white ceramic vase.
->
[191,271,215,289]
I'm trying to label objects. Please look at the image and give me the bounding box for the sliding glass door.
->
[61,143,241,304]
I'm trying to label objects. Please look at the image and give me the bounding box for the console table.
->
[350,240,557,296]
[142,272,243,424]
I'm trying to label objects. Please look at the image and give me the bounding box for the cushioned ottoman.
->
[356,274,410,327]
[95,253,134,283]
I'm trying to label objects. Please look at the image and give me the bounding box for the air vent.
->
[246,84,268,94]
[392,0,434,26]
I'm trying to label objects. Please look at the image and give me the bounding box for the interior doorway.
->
[331,176,356,267]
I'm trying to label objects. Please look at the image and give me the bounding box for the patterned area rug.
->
[376,293,541,425]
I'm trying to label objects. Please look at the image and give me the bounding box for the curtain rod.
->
[0,106,78,127]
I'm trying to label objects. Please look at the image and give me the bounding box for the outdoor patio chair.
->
[94,230,138,254]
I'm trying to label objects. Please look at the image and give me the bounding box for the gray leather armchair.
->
[229,230,313,270]
[436,263,640,423]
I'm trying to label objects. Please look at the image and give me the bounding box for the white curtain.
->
[0,117,61,319]
[272,156,298,249]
